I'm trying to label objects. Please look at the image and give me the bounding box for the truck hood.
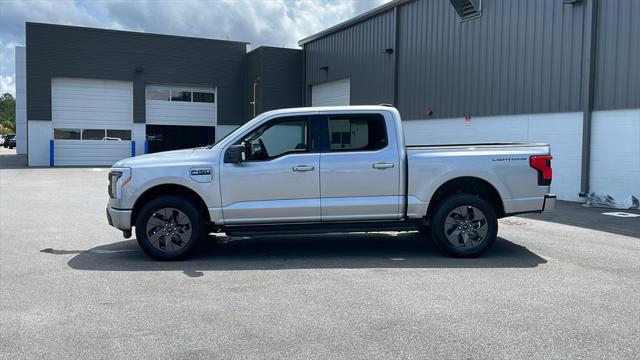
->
[113,147,216,168]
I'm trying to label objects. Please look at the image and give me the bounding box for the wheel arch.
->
[426,176,505,220]
[131,183,210,226]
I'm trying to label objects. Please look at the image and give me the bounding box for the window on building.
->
[82,129,106,140]
[193,92,215,103]
[106,129,132,140]
[171,91,192,102]
[328,114,387,151]
[236,117,308,161]
[54,129,81,140]
[147,89,170,101]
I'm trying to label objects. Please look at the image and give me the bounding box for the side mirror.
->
[224,144,246,163]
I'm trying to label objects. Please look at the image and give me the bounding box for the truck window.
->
[328,114,387,151]
[236,116,308,161]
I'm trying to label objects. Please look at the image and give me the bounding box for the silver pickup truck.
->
[107,106,555,260]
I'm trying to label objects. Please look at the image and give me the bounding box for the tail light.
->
[530,155,553,186]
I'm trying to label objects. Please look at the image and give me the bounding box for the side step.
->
[224,220,420,237]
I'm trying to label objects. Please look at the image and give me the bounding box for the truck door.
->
[320,112,402,221]
[219,115,321,224]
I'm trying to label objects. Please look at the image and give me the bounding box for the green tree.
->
[0,93,16,135]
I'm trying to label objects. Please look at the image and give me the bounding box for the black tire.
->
[428,193,498,258]
[417,224,430,235]
[135,195,206,260]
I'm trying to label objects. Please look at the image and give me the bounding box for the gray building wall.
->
[244,47,303,120]
[26,22,248,125]
[593,0,640,111]
[304,10,396,106]
[302,0,640,120]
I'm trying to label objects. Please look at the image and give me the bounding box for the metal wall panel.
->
[244,47,302,120]
[396,0,586,119]
[26,23,247,125]
[304,9,395,106]
[593,0,640,110]
[261,47,303,114]
[244,48,263,119]
[304,0,639,120]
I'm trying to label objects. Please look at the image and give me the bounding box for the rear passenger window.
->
[328,114,387,151]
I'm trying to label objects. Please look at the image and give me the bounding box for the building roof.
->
[297,0,414,46]
[26,22,250,45]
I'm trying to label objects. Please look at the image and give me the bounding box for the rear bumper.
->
[107,206,132,231]
[542,194,556,213]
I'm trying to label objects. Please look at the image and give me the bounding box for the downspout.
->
[579,0,598,197]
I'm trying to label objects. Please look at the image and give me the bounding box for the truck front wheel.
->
[429,193,498,257]
[134,195,206,260]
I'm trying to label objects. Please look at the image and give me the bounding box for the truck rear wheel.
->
[134,195,206,260]
[429,193,498,257]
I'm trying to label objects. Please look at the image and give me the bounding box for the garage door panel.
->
[53,89,131,98]
[147,103,215,122]
[54,109,131,119]
[53,98,132,109]
[311,78,350,107]
[52,78,132,91]
[52,78,133,166]
[53,108,131,125]
[52,78,133,124]
[145,85,217,127]
[54,141,131,166]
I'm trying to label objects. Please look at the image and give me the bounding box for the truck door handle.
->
[292,165,315,172]
[372,162,395,169]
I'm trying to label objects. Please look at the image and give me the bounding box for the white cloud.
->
[0,0,101,39]
[0,75,15,96]
[0,0,388,96]
[0,0,102,96]
[94,0,386,48]
[1,41,18,95]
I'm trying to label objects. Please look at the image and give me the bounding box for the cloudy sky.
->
[0,0,387,96]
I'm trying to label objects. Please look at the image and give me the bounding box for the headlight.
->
[108,168,131,199]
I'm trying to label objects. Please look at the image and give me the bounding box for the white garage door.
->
[52,78,133,166]
[145,85,217,126]
[311,78,350,106]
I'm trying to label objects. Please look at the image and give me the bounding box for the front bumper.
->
[107,206,132,231]
[542,194,556,213]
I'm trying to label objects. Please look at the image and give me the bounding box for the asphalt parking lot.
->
[1,149,639,359]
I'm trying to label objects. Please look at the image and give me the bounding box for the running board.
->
[224,220,420,237]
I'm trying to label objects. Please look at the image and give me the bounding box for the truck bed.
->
[404,142,551,218]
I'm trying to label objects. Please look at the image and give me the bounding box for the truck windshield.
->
[205,129,234,148]
[206,114,268,149]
